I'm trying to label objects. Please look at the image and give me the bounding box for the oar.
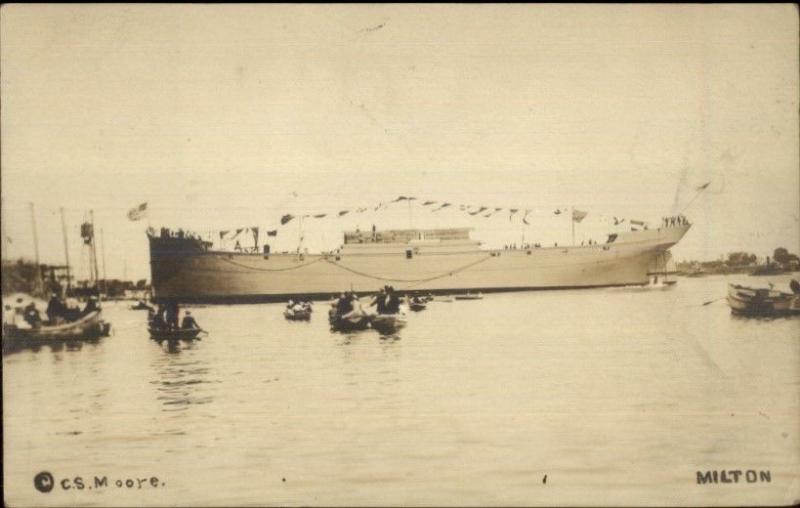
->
[702,297,726,306]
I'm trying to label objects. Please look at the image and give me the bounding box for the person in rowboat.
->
[81,296,99,317]
[46,293,67,324]
[23,302,43,328]
[181,311,200,330]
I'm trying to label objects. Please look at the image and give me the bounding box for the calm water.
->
[4,275,799,506]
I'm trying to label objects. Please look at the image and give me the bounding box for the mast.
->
[0,198,9,263]
[60,207,72,293]
[29,202,43,294]
[297,215,305,253]
[90,210,99,288]
[100,227,107,294]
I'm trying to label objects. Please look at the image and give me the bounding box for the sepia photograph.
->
[2,4,799,506]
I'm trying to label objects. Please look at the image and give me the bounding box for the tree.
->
[774,247,790,264]
[726,251,757,267]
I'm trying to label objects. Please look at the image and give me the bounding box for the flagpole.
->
[680,184,710,215]
[571,206,575,246]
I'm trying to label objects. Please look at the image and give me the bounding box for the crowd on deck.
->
[662,215,690,227]
[153,227,205,241]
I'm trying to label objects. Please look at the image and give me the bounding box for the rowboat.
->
[327,305,407,333]
[370,313,408,334]
[727,283,800,316]
[3,310,111,345]
[328,308,371,331]
[454,292,483,300]
[408,300,427,311]
[148,327,204,341]
[284,308,312,321]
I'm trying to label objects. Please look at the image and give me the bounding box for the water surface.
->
[4,275,799,506]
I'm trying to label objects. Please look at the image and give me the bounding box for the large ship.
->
[148,219,691,303]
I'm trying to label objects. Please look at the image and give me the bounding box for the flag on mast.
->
[127,202,148,221]
[571,209,588,223]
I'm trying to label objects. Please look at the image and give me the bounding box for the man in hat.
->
[81,295,99,317]
[181,311,200,330]
[46,293,66,324]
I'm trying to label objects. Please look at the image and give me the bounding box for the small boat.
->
[284,308,312,321]
[148,327,205,341]
[130,301,153,311]
[454,292,483,300]
[370,313,408,334]
[684,269,707,278]
[3,310,111,345]
[727,283,800,316]
[408,298,427,311]
[328,308,371,331]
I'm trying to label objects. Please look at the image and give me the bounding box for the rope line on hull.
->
[215,255,326,272]
[322,255,495,284]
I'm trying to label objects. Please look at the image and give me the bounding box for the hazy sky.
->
[2,4,798,282]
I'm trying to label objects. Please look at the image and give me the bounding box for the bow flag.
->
[469,206,488,216]
[127,202,148,221]
[432,203,451,212]
[572,209,588,223]
[280,214,295,225]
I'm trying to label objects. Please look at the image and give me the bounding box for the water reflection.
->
[2,337,102,356]
[149,339,217,412]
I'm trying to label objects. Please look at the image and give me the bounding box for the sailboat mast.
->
[60,207,72,292]
[29,202,43,293]
[90,210,99,287]
[100,227,107,294]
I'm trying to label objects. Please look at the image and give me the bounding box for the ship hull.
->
[150,226,690,303]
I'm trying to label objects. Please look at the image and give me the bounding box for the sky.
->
[1,4,798,282]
